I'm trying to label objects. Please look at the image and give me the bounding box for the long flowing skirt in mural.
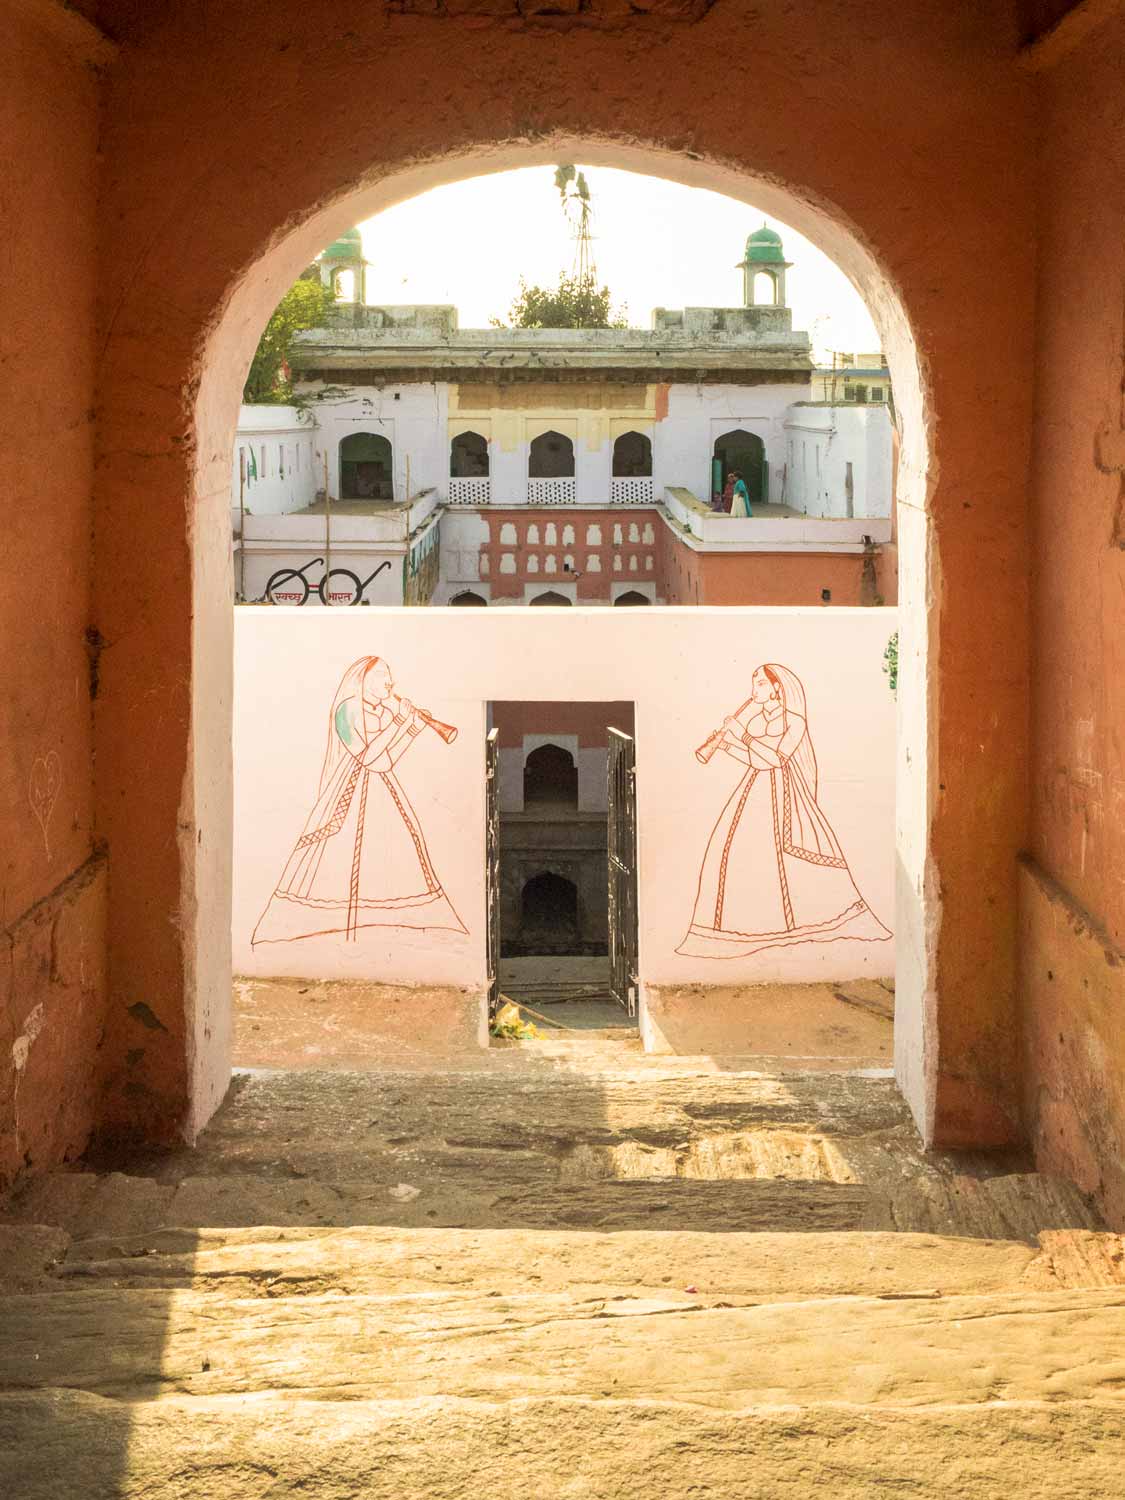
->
[676,760,890,960]
[252,751,466,945]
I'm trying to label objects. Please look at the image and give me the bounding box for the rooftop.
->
[291,303,813,382]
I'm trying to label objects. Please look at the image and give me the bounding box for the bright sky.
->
[357,165,880,362]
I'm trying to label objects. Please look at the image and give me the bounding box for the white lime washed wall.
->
[237,383,894,525]
[783,404,893,519]
[232,405,319,520]
[297,385,451,502]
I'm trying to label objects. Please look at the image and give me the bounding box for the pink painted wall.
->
[233,609,896,1010]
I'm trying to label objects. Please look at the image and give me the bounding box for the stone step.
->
[2,1163,1103,1241]
[3,1279,1124,1408]
[3,1219,1123,1497]
[10,1221,1123,1299]
[2,1388,1124,1500]
[0,1223,1064,1297]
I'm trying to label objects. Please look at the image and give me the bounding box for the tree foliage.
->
[496,272,628,330]
[243,277,336,403]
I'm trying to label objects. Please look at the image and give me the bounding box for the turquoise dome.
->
[745,224,785,263]
[321,226,363,261]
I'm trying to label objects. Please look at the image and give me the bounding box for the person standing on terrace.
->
[729,470,752,517]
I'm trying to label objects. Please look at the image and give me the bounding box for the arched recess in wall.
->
[449,590,487,607]
[184,137,932,1150]
[340,431,394,500]
[524,743,579,807]
[614,590,651,607]
[612,431,652,477]
[528,590,572,607]
[528,431,575,479]
[451,431,489,477]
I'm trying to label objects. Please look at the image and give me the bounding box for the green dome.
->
[321,226,363,261]
[745,223,785,263]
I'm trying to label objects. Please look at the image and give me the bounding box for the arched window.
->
[712,428,767,509]
[614,590,651,607]
[524,744,578,807]
[528,430,575,478]
[612,431,652,477]
[520,871,579,949]
[528,590,571,606]
[450,431,489,477]
[449,590,487,607]
[339,432,393,500]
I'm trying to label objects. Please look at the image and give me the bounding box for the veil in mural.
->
[252,655,467,945]
[676,663,891,960]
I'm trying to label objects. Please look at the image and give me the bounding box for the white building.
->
[232,225,896,608]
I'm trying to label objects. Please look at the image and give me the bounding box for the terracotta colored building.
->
[3,0,1125,1236]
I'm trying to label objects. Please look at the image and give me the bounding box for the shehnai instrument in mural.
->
[252,655,467,944]
[677,664,891,960]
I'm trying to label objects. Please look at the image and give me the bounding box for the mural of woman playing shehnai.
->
[253,655,467,945]
[676,664,891,960]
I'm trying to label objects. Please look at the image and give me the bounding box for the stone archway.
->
[92,9,1034,1155]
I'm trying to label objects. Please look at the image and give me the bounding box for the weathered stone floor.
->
[2,1055,1124,1496]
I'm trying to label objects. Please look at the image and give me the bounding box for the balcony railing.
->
[526,477,577,505]
[448,476,491,505]
[610,476,653,504]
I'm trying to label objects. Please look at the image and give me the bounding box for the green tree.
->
[243,277,336,403]
[496,272,628,330]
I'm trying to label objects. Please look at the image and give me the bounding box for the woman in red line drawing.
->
[253,655,467,945]
[676,664,891,960]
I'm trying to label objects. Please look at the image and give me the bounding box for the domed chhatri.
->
[745,223,786,263]
[738,222,791,308]
[321,225,364,262]
[316,227,368,304]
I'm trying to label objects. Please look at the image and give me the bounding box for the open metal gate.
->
[607,727,638,1016]
[485,728,501,1021]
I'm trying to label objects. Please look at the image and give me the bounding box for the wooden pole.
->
[237,448,246,602]
[323,450,331,599]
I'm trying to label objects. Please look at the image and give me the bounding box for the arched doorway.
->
[524,743,578,807]
[116,119,979,1153]
[340,432,394,500]
[528,590,571,607]
[449,590,487,607]
[712,429,767,510]
[614,591,651,607]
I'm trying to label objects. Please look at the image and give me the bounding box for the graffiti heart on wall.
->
[29,751,61,859]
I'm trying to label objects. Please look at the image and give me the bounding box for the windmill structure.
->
[554,165,598,296]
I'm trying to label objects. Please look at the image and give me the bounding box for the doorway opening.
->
[712,429,767,509]
[192,142,929,1137]
[340,431,394,500]
[487,701,638,1038]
